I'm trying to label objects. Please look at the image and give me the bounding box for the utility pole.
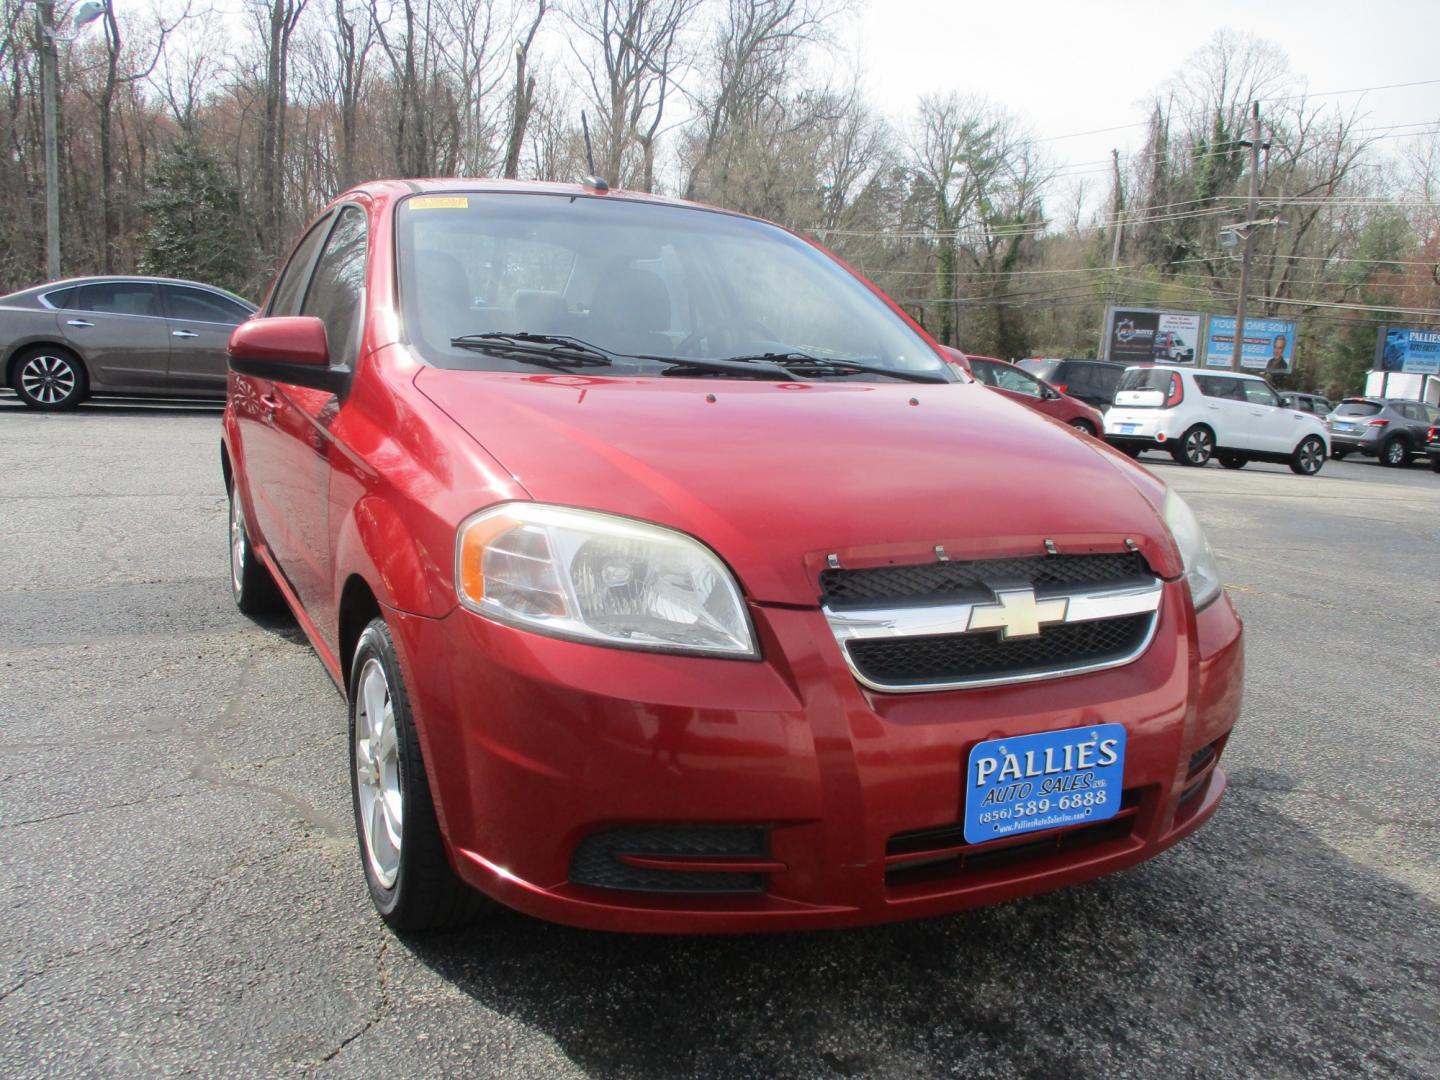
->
[38,0,61,280]
[1230,101,1262,371]
[1097,148,1124,359]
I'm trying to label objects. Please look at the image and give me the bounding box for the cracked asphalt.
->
[1,396,1437,1078]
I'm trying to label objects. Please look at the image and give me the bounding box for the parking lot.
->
[1,398,1437,1078]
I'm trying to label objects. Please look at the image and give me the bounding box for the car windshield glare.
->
[395,192,951,382]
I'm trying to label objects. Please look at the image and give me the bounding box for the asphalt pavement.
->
[1,396,1437,1078]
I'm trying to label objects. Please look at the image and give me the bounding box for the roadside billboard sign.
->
[1204,316,1298,374]
[1375,326,1440,375]
[1103,307,1203,365]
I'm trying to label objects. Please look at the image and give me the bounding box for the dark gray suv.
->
[1327,397,1440,466]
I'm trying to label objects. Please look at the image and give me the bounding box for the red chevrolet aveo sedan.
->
[223,180,1242,933]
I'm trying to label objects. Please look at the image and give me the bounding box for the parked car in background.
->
[1277,391,1333,417]
[968,355,1104,435]
[223,178,1241,934]
[1016,357,1128,413]
[1104,366,1329,474]
[1427,424,1440,473]
[1326,398,1440,466]
[1,276,255,408]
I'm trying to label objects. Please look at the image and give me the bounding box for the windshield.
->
[1016,359,1059,382]
[395,192,952,382]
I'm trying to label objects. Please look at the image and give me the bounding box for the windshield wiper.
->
[641,354,798,380]
[718,351,952,384]
[450,332,614,370]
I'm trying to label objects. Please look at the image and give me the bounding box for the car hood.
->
[415,370,1180,605]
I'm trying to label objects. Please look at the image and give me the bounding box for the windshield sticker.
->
[408,196,469,210]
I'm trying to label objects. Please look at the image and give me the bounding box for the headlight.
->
[455,503,757,657]
[1162,489,1222,610]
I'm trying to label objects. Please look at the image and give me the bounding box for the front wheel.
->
[1290,436,1326,475]
[350,619,493,932]
[1218,454,1247,470]
[12,346,88,410]
[1381,437,1408,467]
[1068,418,1097,437]
[1171,426,1214,467]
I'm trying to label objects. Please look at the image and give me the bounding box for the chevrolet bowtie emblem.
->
[967,587,1068,639]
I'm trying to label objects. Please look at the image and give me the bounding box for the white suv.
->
[1104,367,1330,475]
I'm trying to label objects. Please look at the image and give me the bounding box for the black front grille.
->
[822,551,1149,608]
[847,613,1152,688]
[568,826,768,894]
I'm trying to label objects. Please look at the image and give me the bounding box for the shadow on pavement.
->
[404,770,1437,1077]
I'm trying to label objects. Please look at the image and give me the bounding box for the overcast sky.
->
[849,0,1440,185]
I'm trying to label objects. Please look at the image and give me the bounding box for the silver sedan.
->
[1,276,256,409]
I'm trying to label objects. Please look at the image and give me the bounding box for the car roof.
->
[15,275,255,307]
[339,177,745,221]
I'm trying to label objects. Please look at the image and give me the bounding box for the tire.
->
[1218,454,1247,470]
[11,345,88,410]
[1330,448,1348,460]
[1430,455,1440,474]
[1171,425,1215,467]
[1068,418,1097,437]
[349,619,493,932]
[1119,444,1141,458]
[1381,437,1408,467]
[228,484,284,615]
[1290,435,1326,476]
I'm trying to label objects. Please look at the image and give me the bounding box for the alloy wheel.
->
[1297,438,1324,475]
[229,493,247,598]
[19,353,77,405]
[355,657,403,889]
[1384,440,1405,466]
[1185,428,1213,465]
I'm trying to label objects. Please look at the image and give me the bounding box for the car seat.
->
[588,266,672,356]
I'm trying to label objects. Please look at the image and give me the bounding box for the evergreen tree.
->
[138,134,256,297]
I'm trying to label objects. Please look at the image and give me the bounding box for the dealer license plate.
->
[1116,423,1139,434]
[963,723,1126,844]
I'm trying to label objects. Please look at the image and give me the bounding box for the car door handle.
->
[172,330,199,339]
[66,318,94,328]
[259,394,280,411]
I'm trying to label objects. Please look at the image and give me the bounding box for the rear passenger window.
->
[76,281,162,317]
[43,286,77,309]
[301,205,368,368]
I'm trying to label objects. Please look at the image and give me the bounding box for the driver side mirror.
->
[1042,386,1060,399]
[228,316,348,394]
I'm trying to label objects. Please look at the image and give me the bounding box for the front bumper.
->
[386,582,1243,933]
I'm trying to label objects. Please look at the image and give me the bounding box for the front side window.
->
[990,364,1042,397]
[301,205,368,368]
[164,286,252,325]
[395,192,951,383]
[268,213,334,317]
[76,281,162,317]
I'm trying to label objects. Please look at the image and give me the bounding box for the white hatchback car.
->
[1104,366,1330,475]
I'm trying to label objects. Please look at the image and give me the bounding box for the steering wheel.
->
[676,320,778,357]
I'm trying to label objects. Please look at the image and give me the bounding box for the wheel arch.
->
[5,339,86,389]
[338,574,384,683]
[332,494,456,628]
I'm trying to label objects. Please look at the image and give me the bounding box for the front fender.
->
[332,493,456,618]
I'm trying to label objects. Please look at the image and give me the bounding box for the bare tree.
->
[502,0,546,178]
[566,0,699,190]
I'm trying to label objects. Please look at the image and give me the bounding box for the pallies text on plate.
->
[973,735,1121,787]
